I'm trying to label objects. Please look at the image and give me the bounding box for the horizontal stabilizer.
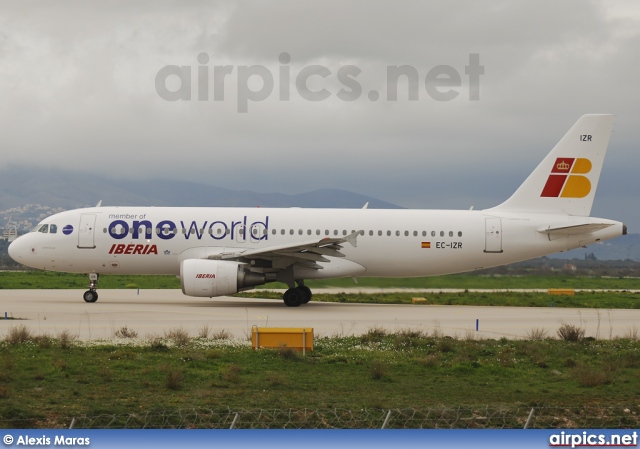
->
[537,223,613,236]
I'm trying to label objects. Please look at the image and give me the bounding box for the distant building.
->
[563,263,577,272]
[2,228,17,242]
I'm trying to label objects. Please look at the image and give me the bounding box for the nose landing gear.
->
[83,273,99,303]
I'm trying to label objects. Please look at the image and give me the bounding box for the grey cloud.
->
[0,0,639,229]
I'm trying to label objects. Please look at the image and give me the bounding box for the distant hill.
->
[0,167,402,210]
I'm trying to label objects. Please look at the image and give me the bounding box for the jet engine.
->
[180,259,266,297]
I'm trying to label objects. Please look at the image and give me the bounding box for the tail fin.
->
[490,114,614,216]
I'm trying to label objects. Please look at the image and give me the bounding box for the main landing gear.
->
[83,273,99,303]
[282,282,312,307]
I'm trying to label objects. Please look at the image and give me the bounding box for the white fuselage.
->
[9,206,625,279]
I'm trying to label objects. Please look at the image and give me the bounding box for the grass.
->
[2,329,640,428]
[0,271,181,290]
[2,270,640,291]
[4,271,640,309]
[239,290,640,309]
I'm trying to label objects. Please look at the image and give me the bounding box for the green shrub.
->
[557,324,585,342]
[370,359,389,380]
[6,325,32,344]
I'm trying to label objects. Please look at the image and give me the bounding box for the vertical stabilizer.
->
[490,114,614,216]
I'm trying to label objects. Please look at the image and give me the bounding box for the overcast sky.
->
[1,1,639,230]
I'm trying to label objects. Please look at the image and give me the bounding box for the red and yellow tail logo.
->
[541,158,592,198]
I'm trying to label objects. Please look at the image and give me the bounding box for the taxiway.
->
[0,289,638,341]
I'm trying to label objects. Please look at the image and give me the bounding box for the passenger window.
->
[404,231,409,237]
[343,230,347,236]
[387,230,391,236]
[440,231,444,237]
[396,231,400,236]
[431,231,436,237]
[307,230,312,235]
[449,231,453,237]
[281,229,285,235]
[325,230,329,236]
[369,230,373,236]
[422,231,427,237]
[316,230,321,235]
[50,225,57,234]
[413,231,417,237]
[458,231,462,237]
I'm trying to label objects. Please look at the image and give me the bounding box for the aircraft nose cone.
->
[8,235,28,263]
[8,239,18,261]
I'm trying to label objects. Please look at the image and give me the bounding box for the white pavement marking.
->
[0,289,638,341]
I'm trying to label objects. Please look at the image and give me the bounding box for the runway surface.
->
[0,289,639,341]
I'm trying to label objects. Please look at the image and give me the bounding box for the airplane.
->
[8,114,626,307]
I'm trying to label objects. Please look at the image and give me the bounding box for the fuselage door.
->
[484,217,503,253]
[78,214,97,249]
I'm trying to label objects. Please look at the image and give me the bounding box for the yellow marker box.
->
[548,289,575,296]
[251,326,313,354]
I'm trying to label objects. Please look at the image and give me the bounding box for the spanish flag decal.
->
[421,242,431,248]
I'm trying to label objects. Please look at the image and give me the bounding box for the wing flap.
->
[207,230,362,272]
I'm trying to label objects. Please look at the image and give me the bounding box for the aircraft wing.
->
[207,231,362,270]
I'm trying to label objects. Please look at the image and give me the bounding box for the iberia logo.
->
[541,157,592,198]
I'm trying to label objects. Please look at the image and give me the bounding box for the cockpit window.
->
[38,224,49,234]
[50,224,58,234]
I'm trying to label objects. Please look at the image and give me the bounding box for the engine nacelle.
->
[180,259,266,297]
